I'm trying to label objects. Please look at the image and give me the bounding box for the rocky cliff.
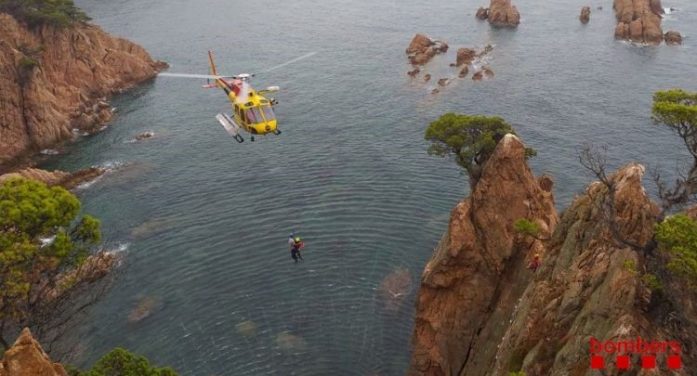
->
[409,134,558,375]
[0,328,67,376]
[0,13,166,166]
[410,137,697,374]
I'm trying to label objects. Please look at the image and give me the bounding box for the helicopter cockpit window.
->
[262,105,276,121]
[245,108,263,123]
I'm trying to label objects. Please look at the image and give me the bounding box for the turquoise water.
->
[40,0,697,374]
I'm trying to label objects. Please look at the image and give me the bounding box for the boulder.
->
[406,34,448,66]
[580,6,591,24]
[459,66,469,78]
[472,67,494,80]
[476,7,489,20]
[437,78,449,86]
[456,48,477,66]
[423,73,431,82]
[664,30,683,45]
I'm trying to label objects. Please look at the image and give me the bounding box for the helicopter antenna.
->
[257,52,317,74]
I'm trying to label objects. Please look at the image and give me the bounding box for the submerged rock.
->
[128,296,160,323]
[236,320,258,337]
[134,131,155,141]
[431,88,440,95]
[580,6,591,24]
[407,67,420,77]
[275,331,307,351]
[379,268,412,310]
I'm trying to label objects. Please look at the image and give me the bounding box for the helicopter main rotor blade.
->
[158,72,233,79]
[257,52,317,74]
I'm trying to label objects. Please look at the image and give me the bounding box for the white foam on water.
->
[40,149,60,155]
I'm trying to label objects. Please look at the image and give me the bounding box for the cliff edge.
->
[0,13,166,166]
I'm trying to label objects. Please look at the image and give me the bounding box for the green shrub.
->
[73,348,178,376]
[642,273,663,291]
[0,0,90,27]
[623,259,637,274]
[655,214,697,287]
[18,56,38,70]
[514,218,540,238]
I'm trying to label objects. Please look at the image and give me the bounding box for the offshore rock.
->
[0,13,167,164]
[456,48,477,67]
[580,6,591,24]
[475,7,489,20]
[0,328,67,376]
[472,67,494,80]
[664,31,683,45]
[409,134,558,375]
[486,0,520,27]
[613,0,664,44]
[406,34,448,66]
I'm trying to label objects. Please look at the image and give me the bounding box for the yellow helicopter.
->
[158,51,315,142]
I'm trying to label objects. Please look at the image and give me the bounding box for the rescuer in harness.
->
[288,233,305,263]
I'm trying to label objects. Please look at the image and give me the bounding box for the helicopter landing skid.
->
[215,113,244,143]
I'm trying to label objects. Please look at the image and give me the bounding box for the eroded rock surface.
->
[409,135,558,375]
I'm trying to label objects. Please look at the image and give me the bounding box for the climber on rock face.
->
[528,253,540,272]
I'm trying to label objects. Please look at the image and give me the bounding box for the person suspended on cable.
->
[288,232,305,263]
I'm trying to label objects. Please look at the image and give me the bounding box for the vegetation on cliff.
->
[656,214,697,287]
[0,178,112,352]
[0,0,89,27]
[68,348,178,376]
[651,89,697,211]
[424,113,536,188]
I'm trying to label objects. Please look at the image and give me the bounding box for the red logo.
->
[589,337,682,370]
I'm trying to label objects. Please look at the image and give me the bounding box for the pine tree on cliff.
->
[0,178,112,352]
[425,113,536,188]
[651,89,697,211]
